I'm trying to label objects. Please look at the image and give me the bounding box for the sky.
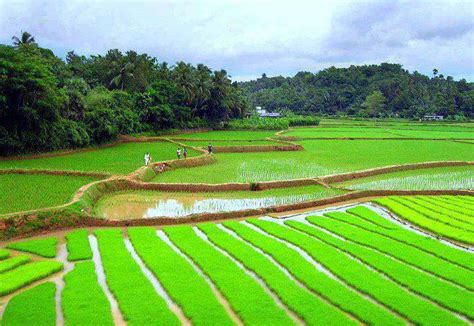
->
[1,0,473,81]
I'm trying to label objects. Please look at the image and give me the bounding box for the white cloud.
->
[0,0,472,80]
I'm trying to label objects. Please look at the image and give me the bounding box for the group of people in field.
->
[143,143,213,166]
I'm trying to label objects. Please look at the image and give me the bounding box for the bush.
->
[288,116,320,126]
[227,117,289,130]
[226,116,319,130]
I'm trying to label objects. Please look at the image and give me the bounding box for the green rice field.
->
[335,166,474,190]
[154,140,474,183]
[374,196,474,245]
[0,141,198,174]
[1,203,472,325]
[282,125,474,139]
[0,173,100,215]
[170,130,277,140]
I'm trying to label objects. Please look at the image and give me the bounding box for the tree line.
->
[240,63,473,120]
[0,32,249,155]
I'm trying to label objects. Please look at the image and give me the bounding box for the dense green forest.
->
[0,32,249,155]
[240,64,474,119]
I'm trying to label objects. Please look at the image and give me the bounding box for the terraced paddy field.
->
[154,140,474,183]
[0,173,101,215]
[170,130,277,140]
[281,125,474,139]
[0,141,198,175]
[335,166,474,190]
[93,185,345,219]
[1,201,473,325]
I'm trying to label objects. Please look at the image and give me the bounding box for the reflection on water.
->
[98,193,324,220]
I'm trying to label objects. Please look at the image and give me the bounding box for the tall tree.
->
[362,91,386,119]
[12,31,36,47]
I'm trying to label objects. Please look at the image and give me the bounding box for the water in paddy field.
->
[97,192,323,220]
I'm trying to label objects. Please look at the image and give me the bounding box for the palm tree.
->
[110,62,134,90]
[12,31,36,47]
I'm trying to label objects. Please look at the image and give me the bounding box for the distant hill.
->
[239,63,473,119]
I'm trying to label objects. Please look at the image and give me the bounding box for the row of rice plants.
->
[345,206,474,270]
[223,221,401,325]
[198,223,352,325]
[164,225,294,325]
[127,227,233,326]
[61,261,114,326]
[236,160,339,182]
[374,197,474,244]
[93,229,180,325]
[401,197,474,225]
[425,196,474,217]
[321,211,473,288]
[0,174,100,215]
[1,282,56,326]
[7,237,58,258]
[247,219,463,325]
[391,197,474,231]
[0,261,63,295]
[297,217,473,319]
[66,230,93,261]
[0,255,30,273]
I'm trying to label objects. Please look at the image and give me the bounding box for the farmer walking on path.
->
[208,143,213,155]
[177,147,182,159]
[183,147,188,159]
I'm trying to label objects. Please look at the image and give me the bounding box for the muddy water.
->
[97,192,323,220]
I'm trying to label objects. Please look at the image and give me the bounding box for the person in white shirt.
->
[177,147,182,159]
[144,152,150,166]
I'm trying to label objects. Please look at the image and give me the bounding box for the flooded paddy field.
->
[93,185,345,220]
[335,166,474,191]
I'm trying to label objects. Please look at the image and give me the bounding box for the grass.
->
[335,166,474,190]
[0,141,198,174]
[7,237,58,258]
[164,225,294,325]
[198,223,352,325]
[0,255,30,273]
[0,174,99,215]
[65,230,92,261]
[1,282,56,326]
[93,229,179,325]
[153,140,474,183]
[374,197,474,244]
[248,219,463,325]
[0,261,63,295]
[223,221,402,325]
[62,261,114,326]
[128,227,233,326]
[300,217,474,318]
[346,206,474,270]
[170,130,278,140]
